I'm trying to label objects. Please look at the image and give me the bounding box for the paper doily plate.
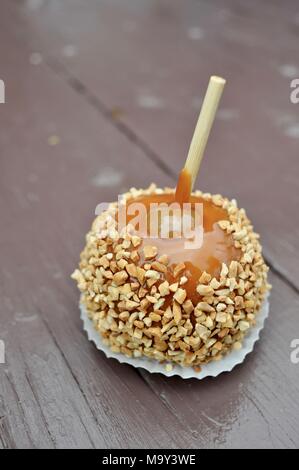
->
[80,295,269,379]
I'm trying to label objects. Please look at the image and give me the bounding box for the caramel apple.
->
[72,76,270,369]
[72,185,269,367]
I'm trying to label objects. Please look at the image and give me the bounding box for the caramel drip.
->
[175,168,192,204]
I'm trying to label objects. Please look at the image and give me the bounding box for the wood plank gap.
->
[138,370,203,444]
[23,371,57,449]
[263,255,299,296]
[34,307,99,447]
[45,57,177,180]
[4,372,36,449]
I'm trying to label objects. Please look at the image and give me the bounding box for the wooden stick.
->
[184,75,226,190]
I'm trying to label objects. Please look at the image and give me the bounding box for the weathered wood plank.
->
[0,296,101,449]
[16,0,299,286]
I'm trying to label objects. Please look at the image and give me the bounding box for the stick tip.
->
[210,75,226,86]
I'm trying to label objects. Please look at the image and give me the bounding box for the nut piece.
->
[216,303,226,312]
[154,298,165,310]
[151,261,168,273]
[182,299,194,314]
[238,320,250,331]
[150,313,161,322]
[136,267,146,284]
[196,285,214,296]
[146,295,157,303]
[173,262,186,278]
[130,250,140,262]
[71,269,86,290]
[158,281,170,296]
[145,270,160,280]
[220,263,229,278]
[216,312,227,323]
[143,245,158,259]
[218,220,230,230]
[158,254,169,265]
[199,272,212,284]
[173,302,182,324]
[229,260,238,279]
[173,288,187,305]
[196,302,214,313]
[126,263,137,278]
[113,270,128,286]
[180,276,188,286]
[210,277,220,290]
[131,235,141,247]
[169,282,179,292]
[108,286,119,301]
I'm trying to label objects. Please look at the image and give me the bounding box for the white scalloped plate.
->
[80,295,269,379]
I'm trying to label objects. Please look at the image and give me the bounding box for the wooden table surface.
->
[1,0,299,449]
